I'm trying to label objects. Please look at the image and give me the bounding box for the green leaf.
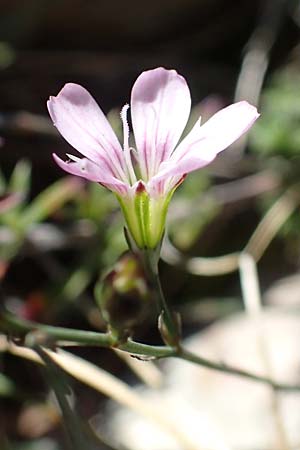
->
[20,177,83,228]
[60,267,92,301]
[250,69,300,158]
[8,160,32,197]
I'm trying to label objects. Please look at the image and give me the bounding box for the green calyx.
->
[116,185,174,250]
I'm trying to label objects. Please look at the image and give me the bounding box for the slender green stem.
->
[2,312,300,391]
[119,340,174,358]
[177,347,298,391]
[0,312,174,357]
[141,248,179,342]
[1,313,113,347]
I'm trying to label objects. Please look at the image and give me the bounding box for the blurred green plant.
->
[168,169,219,250]
[250,69,300,158]
[0,158,128,329]
[0,160,83,264]
[52,181,126,310]
[248,67,300,249]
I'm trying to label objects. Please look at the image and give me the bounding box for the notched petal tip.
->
[52,152,66,166]
[53,153,99,182]
[53,153,129,197]
[48,84,77,104]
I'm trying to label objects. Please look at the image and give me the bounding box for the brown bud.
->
[95,252,150,333]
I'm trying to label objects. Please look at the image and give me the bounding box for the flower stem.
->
[141,248,179,345]
[2,311,300,392]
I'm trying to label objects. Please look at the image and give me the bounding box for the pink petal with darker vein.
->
[131,67,191,179]
[173,101,259,162]
[48,84,126,179]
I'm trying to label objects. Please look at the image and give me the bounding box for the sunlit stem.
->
[2,311,300,391]
[142,248,179,345]
[121,104,137,185]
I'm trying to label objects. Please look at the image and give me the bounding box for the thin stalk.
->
[2,312,300,392]
[141,248,179,343]
[1,312,113,347]
[177,347,299,392]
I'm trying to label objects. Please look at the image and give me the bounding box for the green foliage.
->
[0,163,84,261]
[250,69,300,158]
[168,169,219,249]
[8,160,32,196]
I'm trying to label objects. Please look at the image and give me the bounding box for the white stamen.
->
[121,104,137,185]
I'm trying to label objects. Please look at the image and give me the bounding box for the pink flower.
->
[48,67,259,249]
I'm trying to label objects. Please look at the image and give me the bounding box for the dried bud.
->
[95,252,150,334]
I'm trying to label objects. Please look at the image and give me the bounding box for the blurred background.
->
[1,1,300,449]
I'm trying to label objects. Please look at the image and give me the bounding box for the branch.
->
[2,312,300,392]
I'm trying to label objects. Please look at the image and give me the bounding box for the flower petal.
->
[131,67,191,179]
[48,84,127,180]
[53,154,128,195]
[151,101,259,191]
[173,101,259,162]
[150,151,216,190]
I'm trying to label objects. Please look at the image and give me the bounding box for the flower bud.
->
[95,252,150,334]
